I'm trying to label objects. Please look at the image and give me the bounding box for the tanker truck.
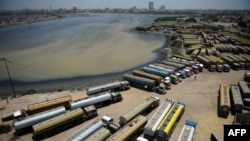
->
[148,64,181,82]
[157,60,190,77]
[123,74,166,94]
[153,63,179,72]
[196,55,216,71]
[156,60,186,70]
[142,66,179,84]
[132,70,171,90]
[148,64,174,74]
[86,81,130,95]
[221,55,240,71]
[153,63,185,80]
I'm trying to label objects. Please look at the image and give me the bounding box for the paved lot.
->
[0,69,246,141]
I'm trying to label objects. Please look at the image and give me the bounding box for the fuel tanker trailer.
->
[64,119,104,141]
[132,70,171,89]
[156,61,186,70]
[106,115,148,141]
[26,95,72,115]
[69,91,122,110]
[148,64,175,74]
[142,66,171,78]
[142,66,179,84]
[143,99,175,140]
[177,120,197,141]
[123,74,166,94]
[155,102,185,141]
[84,127,111,141]
[119,96,159,126]
[154,62,179,72]
[86,81,130,95]
[14,106,66,135]
[32,108,85,140]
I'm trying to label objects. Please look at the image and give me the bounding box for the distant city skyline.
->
[0,0,250,10]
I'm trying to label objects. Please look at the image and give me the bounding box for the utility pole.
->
[0,58,16,98]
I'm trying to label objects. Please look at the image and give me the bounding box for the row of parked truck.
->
[218,80,250,119]
[64,96,160,141]
[122,55,204,94]
[1,81,133,138]
[62,96,190,141]
[2,83,190,141]
[196,53,250,72]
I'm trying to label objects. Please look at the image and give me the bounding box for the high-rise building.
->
[149,2,154,10]
[160,5,165,10]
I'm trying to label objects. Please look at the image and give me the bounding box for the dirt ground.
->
[0,69,246,141]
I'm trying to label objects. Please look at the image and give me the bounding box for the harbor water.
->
[0,13,167,96]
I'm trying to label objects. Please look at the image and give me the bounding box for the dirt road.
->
[0,69,245,141]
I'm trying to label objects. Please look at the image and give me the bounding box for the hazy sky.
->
[0,0,249,10]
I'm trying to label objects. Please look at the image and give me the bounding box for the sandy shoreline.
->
[0,16,58,28]
[0,53,160,97]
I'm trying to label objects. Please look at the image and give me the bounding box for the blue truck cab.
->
[178,70,187,79]
[223,64,231,72]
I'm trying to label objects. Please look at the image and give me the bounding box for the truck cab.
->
[178,70,187,79]
[136,137,149,141]
[223,64,230,72]
[185,67,194,75]
[216,64,223,72]
[175,72,182,82]
[195,62,204,72]
[244,71,250,82]
[239,62,246,70]
[209,64,216,72]
[183,68,191,77]
[156,83,167,94]
[170,74,179,84]
[191,65,199,74]
[231,62,241,71]
[102,115,114,125]
[163,77,171,89]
